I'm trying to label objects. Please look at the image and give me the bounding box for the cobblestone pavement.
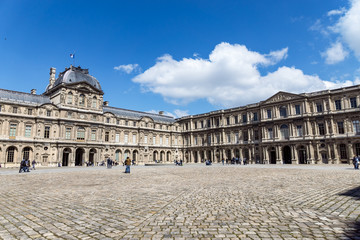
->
[1,164,360,240]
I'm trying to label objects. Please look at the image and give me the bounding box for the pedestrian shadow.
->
[339,186,360,239]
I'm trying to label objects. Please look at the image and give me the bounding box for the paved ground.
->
[0,164,360,240]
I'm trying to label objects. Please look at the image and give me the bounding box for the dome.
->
[48,66,102,91]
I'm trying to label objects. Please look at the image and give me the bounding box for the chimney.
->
[30,89,37,95]
[48,67,56,89]
[159,111,164,115]
[104,101,109,106]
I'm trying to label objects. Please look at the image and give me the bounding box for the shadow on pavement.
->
[339,186,360,239]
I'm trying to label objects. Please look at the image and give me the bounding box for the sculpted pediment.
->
[263,91,303,104]
[68,83,102,94]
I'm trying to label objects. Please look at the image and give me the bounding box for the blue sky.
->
[1,0,359,118]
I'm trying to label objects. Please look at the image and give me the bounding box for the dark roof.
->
[103,106,175,123]
[0,88,51,105]
[48,66,101,91]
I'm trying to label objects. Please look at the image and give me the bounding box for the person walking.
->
[124,157,131,173]
[31,160,36,170]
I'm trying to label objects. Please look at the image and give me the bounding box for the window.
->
[133,134,137,144]
[13,107,17,113]
[254,130,259,141]
[92,115,97,121]
[318,123,325,135]
[79,94,85,106]
[234,116,238,124]
[242,114,247,123]
[243,130,248,141]
[207,119,211,127]
[153,136,156,145]
[27,109,32,115]
[92,97,97,108]
[316,103,323,113]
[226,117,230,125]
[338,122,345,134]
[339,144,347,159]
[279,106,287,118]
[25,125,32,138]
[296,125,303,137]
[253,112,258,121]
[105,132,109,142]
[201,121,204,128]
[124,134,128,143]
[44,126,50,138]
[67,112,72,118]
[268,128,273,139]
[280,124,289,139]
[159,136,163,145]
[115,133,120,142]
[65,128,71,139]
[235,133,239,143]
[46,110,51,117]
[133,121,136,127]
[0,105,2,112]
[144,135,148,144]
[106,118,110,123]
[353,120,360,134]
[77,127,85,140]
[295,105,301,115]
[9,123,17,137]
[350,97,357,108]
[116,119,120,125]
[67,92,73,104]
[216,133,220,143]
[195,137,198,145]
[7,147,15,162]
[227,133,231,143]
[42,156,48,163]
[91,129,96,141]
[207,135,211,144]
[166,137,169,145]
[125,120,128,126]
[335,100,342,110]
[23,147,30,160]
[267,109,272,119]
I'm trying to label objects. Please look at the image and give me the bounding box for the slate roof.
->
[103,106,175,123]
[0,88,51,106]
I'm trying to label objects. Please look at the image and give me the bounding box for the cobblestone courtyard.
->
[1,164,360,240]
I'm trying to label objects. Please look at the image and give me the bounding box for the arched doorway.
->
[133,150,138,164]
[89,149,96,165]
[115,149,122,163]
[194,151,198,163]
[62,148,71,166]
[124,149,131,161]
[226,149,231,160]
[160,151,165,162]
[283,146,292,164]
[6,146,16,163]
[270,147,276,164]
[22,147,32,160]
[207,150,212,162]
[153,151,158,162]
[200,151,205,162]
[185,151,189,162]
[298,146,307,164]
[243,148,249,161]
[166,151,171,162]
[75,148,84,166]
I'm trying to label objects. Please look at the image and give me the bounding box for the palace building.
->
[1,65,360,167]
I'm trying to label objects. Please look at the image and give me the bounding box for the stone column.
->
[348,143,354,164]
[333,143,339,164]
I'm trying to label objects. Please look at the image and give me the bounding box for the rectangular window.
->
[144,135,148,144]
[67,112,72,118]
[235,133,239,143]
[9,124,17,137]
[133,134,136,144]
[338,122,345,134]
[318,123,325,135]
[207,135,211,144]
[216,133,220,143]
[0,105,2,112]
[124,134,128,143]
[353,120,360,134]
[116,119,120,125]
[44,126,50,138]
[335,100,342,110]
[267,109,272,119]
[295,105,301,115]
[253,112,258,121]
[175,138,178,145]
[42,156,48,163]
[243,130,248,141]
[65,128,71,139]
[91,129,96,141]
[207,119,211,127]
[159,136,163,145]
[226,117,230,125]
[115,133,120,142]
[234,116,238,124]
[25,125,32,138]
[195,137,198,145]
[279,107,287,117]
[166,137,169,145]
[201,121,204,128]
[106,118,110,123]
[254,130,259,141]
[28,109,32,115]
[316,103,323,113]
[242,114,247,123]
[227,134,231,143]
[125,121,128,126]
[77,128,85,140]
[105,132,109,142]
[153,136,156,145]
[13,107,17,113]
[133,121,136,127]
[46,110,51,117]
[350,97,357,108]
[268,128,273,139]
[296,125,303,137]
[340,144,347,159]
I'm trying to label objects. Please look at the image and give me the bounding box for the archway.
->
[166,151,171,162]
[62,148,71,166]
[321,152,328,164]
[22,147,32,160]
[153,151,158,162]
[6,146,17,163]
[115,149,122,163]
[298,146,307,164]
[200,151,205,162]
[226,149,231,160]
[270,147,276,164]
[283,146,292,164]
[75,148,84,166]
[160,151,165,162]
[133,150,138,164]
[89,148,96,165]
[194,151,198,163]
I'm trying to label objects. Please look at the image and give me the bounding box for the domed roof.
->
[49,66,102,91]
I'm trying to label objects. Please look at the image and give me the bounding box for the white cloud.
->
[332,0,360,59]
[327,7,346,16]
[146,109,188,118]
[114,64,140,74]
[133,42,355,108]
[322,41,349,64]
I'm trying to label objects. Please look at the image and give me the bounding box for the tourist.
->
[222,158,224,165]
[124,157,131,173]
[107,158,112,169]
[31,160,36,170]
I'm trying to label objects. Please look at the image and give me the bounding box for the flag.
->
[70,53,75,59]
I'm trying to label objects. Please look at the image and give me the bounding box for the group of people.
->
[353,156,360,169]
[19,159,36,173]
[222,157,247,165]
[174,160,183,166]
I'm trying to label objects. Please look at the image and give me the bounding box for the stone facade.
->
[1,65,360,167]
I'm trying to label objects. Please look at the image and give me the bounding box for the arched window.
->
[92,96,97,108]
[23,147,31,160]
[280,124,289,139]
[79,94,85,106]
[7,147,15,162]
[67,92,73,104]
[77,127,85,140]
